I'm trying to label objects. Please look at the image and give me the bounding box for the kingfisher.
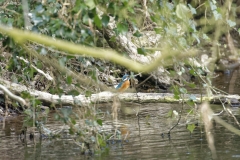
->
[115,74,130,92]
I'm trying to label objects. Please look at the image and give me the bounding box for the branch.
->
[0,25,196,73]
[0,84,26,106]
[1,78,240,106]
[16,56,53,81]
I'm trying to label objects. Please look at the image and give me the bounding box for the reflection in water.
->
[213,68,240,95]
[1,103,240,159]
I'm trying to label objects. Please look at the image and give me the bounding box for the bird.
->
[115,74,130,92]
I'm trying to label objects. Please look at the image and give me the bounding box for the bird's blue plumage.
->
[115,74,130,91]
[115,81,123,89]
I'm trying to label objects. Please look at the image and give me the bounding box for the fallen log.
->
[0,78,239,106]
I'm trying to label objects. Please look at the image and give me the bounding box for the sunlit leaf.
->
[66,76,72,85]
[192,33,200,44]
[227,20,236,27]
[209,1,217,10]
[176,4,191,20]
[202,33,210,40]
[94,15,102,29]
[213,10,222,20]
[85,0,95,10]
[179,87,187,94]
[188,4,196,14]
[59,57,67,66]
[166,2,174,10]
[189,95,197,101]
[187,124,195,133]
[178,37,187,47]
[40,47,47,55]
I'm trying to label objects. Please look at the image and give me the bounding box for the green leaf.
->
[187,124,195,133]
[96,119,103,126]
[69,127,75,135]
[109,36,116,42]
[174,94,180,99]
[133,30,142,37]
[71,118,76,125]
[137,47,146,55]
[107,2,115,15]
[67,76,72,84]
[102,14,109,27]
[187,100,195,106]
[24,109,32,116]
[89,70,97,81]
[21,91,31,99]
[85,90,93,97]
[117,23,128,34]
[187,109,193,114]
[187,83,196,88]
[67,90,80,96]
[94,15,102,29]
[189,69,196,76]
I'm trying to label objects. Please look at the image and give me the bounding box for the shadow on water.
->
[1,102,240,160]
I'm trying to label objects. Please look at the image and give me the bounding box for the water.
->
[1,68,240,159]
[1,103,240,160]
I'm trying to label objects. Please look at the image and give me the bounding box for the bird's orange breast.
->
[119,80,130,92]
